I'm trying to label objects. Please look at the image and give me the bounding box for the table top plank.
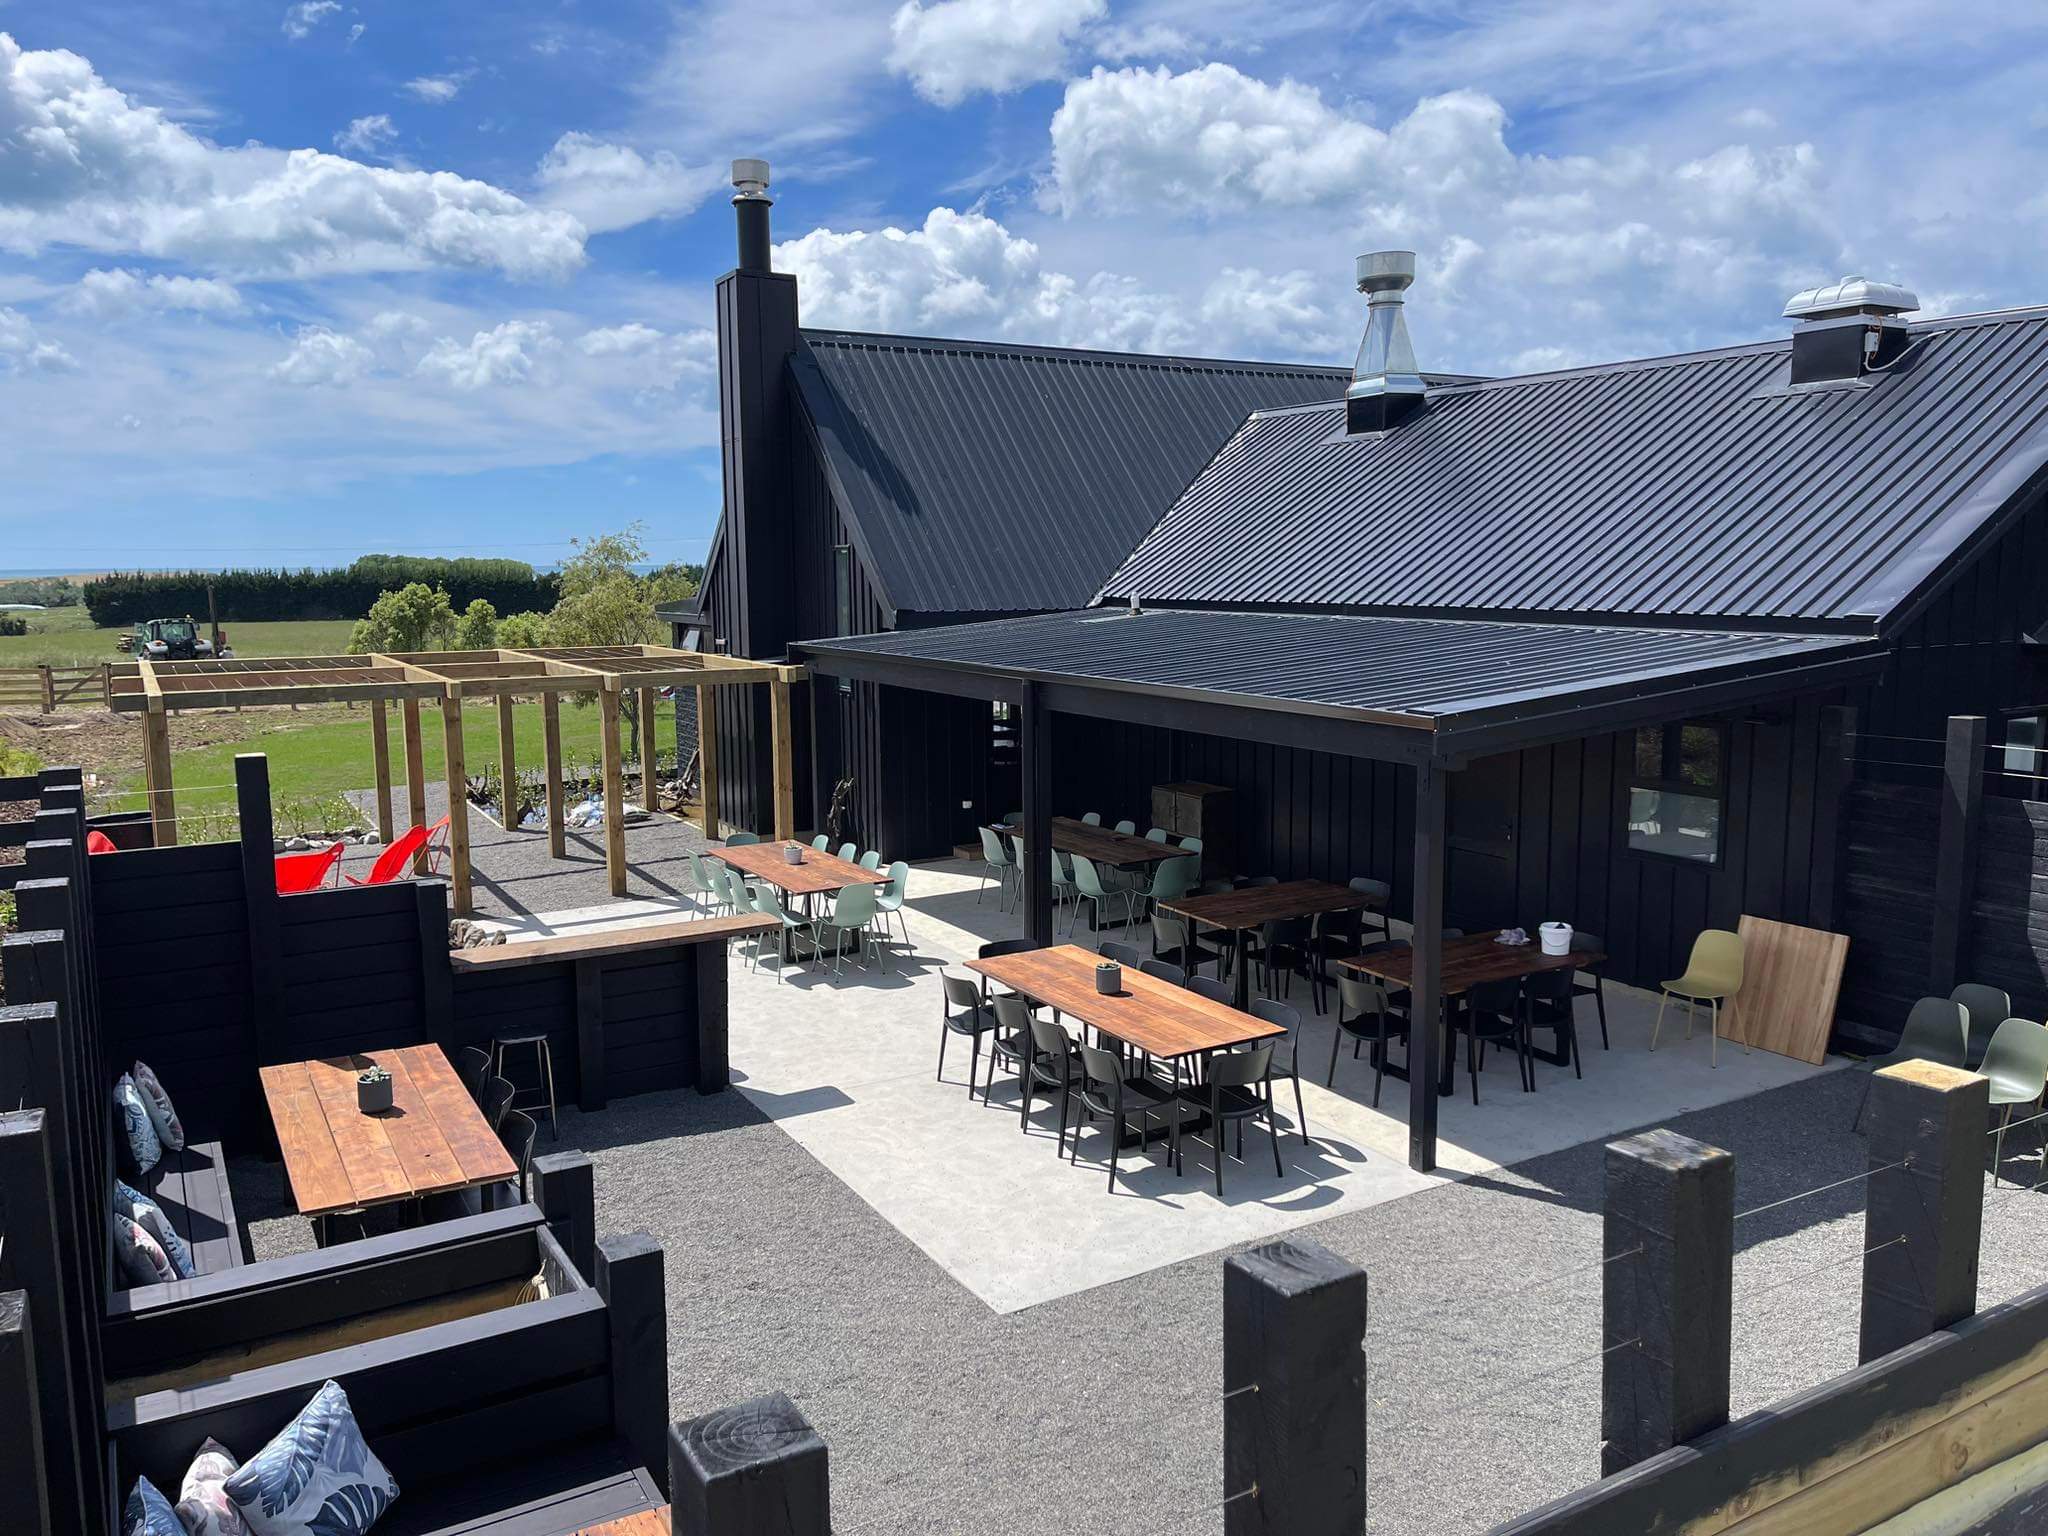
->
[1339,930,1608,995]
[257,1061,357,1218]
[449,913,775,972]
[402,1043,516,1187]
[1160,879,1381,932]
[575,1513,668,1536]
[303,1054,416,1212]
[718,840,892,897]
[992,818,1188,868]
[966,944,1283,1060]
[375,1048,474,1197]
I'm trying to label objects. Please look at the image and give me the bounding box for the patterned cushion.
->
[113,1180,195,1280]
[132,1060,187,1152]
[224,1380,400,1536]
[178,1438,249,1536]
[113,1214,178,1288]
[124,1475,183,1536]
[115,1073,162,1175]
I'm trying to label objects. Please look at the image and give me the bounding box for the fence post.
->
[0,1291,51,1536]
[1601,1128,1734,1474]
[1859,1059,1986,1364]
[1929,714,1986,997]
[236,754,286,1070]
[670,1391,829,1536]
[38,663,53,713]
[533,1150,596,1280]
[595,1232,670,1497]
[1223,1237,1368,1535]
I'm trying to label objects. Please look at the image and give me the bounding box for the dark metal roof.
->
[798,608,1880,752]
[791,329,1361,618]
[1101,307,2048,629]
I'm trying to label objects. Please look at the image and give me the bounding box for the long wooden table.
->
[991,817,1188,869]
[260,1044,516,1239]
[1160,879,1385,1008]
[967,943,1282,1060]
[716,839,890,898]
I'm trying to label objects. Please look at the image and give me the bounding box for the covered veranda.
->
[794,607,1885,1171]
[106,644,806,915]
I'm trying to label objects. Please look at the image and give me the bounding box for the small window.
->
[2002,711,2045,775]
[678,625,705,653]
[1626,721,1726,864]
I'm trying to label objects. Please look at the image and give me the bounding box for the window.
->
[1626,721,1726,864]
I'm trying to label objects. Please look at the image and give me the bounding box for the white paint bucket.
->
[1539,922,1572,956]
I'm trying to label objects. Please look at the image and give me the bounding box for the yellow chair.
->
[1650,930,1747,1066]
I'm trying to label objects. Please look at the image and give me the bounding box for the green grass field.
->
[0,607,359,666]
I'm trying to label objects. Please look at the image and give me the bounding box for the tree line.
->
[82,557,561,626]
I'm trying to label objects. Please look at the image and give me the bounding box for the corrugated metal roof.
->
[1101,308,2048,628]
[792,330,1359,617]
[800,608,1877,735]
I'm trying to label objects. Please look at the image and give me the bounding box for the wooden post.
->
[0,1292,51,1536]
[596,1232,669,1496]
[369,699,394,843]
[236,755,286,1069]
[497,691,519,831]
[542,690,566,859]
[1860,1059,1987,1364]
[414,877,453,1040]
[1223,1238,1368,1536]
[534,1151,596,1281]
[695,682,720,840]
[442,691,471,916]
[1809,704,1857,933]
[37,663,53,713]
[1601,1128,1735,1473]
[1930,715,1986,996]
[402,698,428,872]
[770,678,795,841]
[600,685,627,897]
[142,696,176,846]
[1020,681,1053,949]
[639,685,660,814]
[671,1391,830,1536]
[694,943,729,1094]
[1408,759,1445,1172]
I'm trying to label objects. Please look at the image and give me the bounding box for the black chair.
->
[1175,1043,1281,1195]
[1250,998,1310,1144]
[481,1075,515,1132]
[1525,965,1583,1078]
[1309,908,1367,1012]
[1188,975,1234,1006]
[1197,879,1235,896]
[1451,979,1534,1103]
[1023,1016,1084,1154]
[1571,930,1611,1049]
[489,1108,537,1212]
[1348,877,1394,943]
[976,937,1035,1007]
[491,1028,558,1141]
[454,1046,492,1106]
[1070,1041,1177,1192]
[1330,975,1410,1108]
[988,993,1038,1120]
[1100,940,1145,969]
[1151,911,1221,978]
[938,974,1000,1096]
[1140,957,1186,987]
[1250,917,1313,1002]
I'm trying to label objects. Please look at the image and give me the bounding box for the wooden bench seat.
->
[136,1138,245,1276]
[378,1440,662,1536]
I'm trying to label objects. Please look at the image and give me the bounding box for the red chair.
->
[274,841,345,895]
[422,814,451,875]
[86,830,119,855]
[346,823,431,887]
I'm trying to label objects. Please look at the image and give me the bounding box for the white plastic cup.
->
[1539,922,1572,956]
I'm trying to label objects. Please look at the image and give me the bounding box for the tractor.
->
[131,616,215,662]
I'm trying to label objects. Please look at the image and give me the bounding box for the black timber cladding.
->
[791,330,1354,618]
[1101,307,2048,627]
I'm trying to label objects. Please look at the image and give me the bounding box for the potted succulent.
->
[1095,957,1123,994]
[357,1065,393,1114]
[783,842,804,865]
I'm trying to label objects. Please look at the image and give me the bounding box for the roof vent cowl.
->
[1345,251,1428,434]
[1783,275,1919,387]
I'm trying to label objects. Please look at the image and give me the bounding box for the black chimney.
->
[1783,276,1918,387]
[732,157,773,274]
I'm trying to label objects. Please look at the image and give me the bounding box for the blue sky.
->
[3,0,2047,571]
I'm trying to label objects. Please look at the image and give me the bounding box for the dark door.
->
[1447,753,1519,931]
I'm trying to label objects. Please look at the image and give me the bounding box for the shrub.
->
[84,557,558,626]
[453,598,499,651]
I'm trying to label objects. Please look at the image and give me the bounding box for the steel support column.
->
[1409,758,1446,1172]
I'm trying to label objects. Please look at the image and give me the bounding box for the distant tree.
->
[347,583,458,654]
[643,561,701,608]
[547,524,666,762]
[0,615,26,637]
[495,610,549,649]
[453,598,499,650]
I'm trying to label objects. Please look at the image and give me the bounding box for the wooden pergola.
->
[107,645,804,915]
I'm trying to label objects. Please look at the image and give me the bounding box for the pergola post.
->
[497,692,518,832]
[542,691,566,859]
[770,677,795,841]
[1408,758,1446,1173]
[638,685,659,814]
[695,682,721,840]
[141,695,176,847]
[402,698,428,870]
[600,683,627,897]
[442,690,471,916]
[369,699,395,844]
[1020,680,1053,949]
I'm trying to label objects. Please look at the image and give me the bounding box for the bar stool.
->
[491,1030,558,1140]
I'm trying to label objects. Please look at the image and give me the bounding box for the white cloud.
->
[62,268,244,317]
[889,0,1105,106]
[0,35,586,280]
[402,73,467,104]
[0,306,76,371]
[577,322,714,390]
[281,2,342,40]
[533,134,717,233]
[270,325,372,386]
[416,319,559,390]
[334,113,396,156]
[347,22,365,46]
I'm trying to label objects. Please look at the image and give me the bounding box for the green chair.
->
[1081,812,1103,826]
[858,849,882,870]
[1049,850,1076,921]
[819,882,880,973]
[1067,853,1133,934]
[1145,828,1169,843]
[1113,819,1137,835]
[685,851,720,913]
[1650,929,1746,1065]
[1852,996,1968,1131]
[1953,983,2013,1070]
[837,841,858,862]
[1135,853,1198,924]
[1982,1017,2048,1184]
[811,833,831,850]
[876,860,911,951]
[724,831,761,847]
[750,887,817,977]
[977,825,1018,910]
[1178,835,1203,854]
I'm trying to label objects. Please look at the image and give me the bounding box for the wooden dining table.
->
[990,817,1189,869]
[259,1044,517,1242]
[715,839,891,899]
[1159,879,1386,1008]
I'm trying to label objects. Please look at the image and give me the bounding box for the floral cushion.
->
[178,1438,248,1536]
[132,1060,187,1152]
[113,1179,195,1280]
[113,1214,178,1288]
[124,1475,183,1536]
[115,1073,162,1175]
[224,1380,400,1536]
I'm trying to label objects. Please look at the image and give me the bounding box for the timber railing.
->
[0,664,109,713]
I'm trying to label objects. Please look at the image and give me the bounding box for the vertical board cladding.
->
[449,961,581,1108]
[275,884,427,1060]
[1050,694,1842,997]
[1970,794,2048,1020]
[1837,784,1940,1033]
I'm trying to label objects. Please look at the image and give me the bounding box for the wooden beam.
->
[542,690,565,860]
[496,692,518,832]
[600,683,627,897]
[638,685,659,814]
[401,698,427,873]
[770,678,795,841]
[141,695,176,847]
[369,699,395,844]
[442,690,471,916]
[694,682,720,841]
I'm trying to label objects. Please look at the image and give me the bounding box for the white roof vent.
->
[1783,275,1919,322]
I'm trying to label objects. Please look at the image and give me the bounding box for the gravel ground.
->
[235,1060,2048,1535]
